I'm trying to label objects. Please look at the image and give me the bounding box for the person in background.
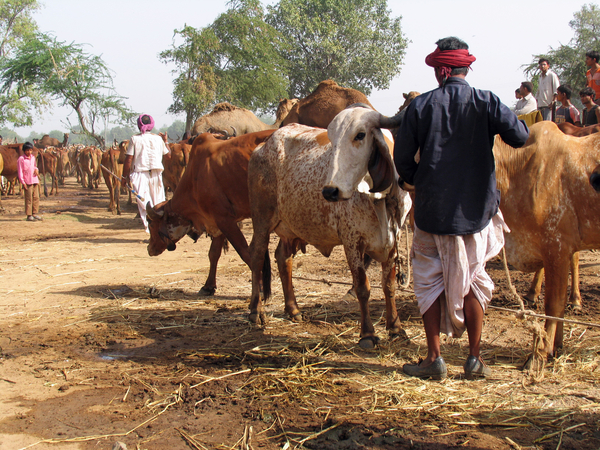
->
[514,82,537,116]
[17,142,42,222]
[554,85,581,126]
[535,58,560,120]
[122,114,171,232]
[580,87,600,126]
[585,50,600,106]
[394,36,529,381]
[0,135,3,145]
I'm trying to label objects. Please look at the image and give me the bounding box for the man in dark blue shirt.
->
[394,37,529,380]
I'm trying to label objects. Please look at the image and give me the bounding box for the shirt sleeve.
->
[393,102,420,185]
[17,157,24,185]
[490,95,530,148]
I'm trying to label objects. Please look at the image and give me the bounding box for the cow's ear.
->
[146,202,164,221]
[368,131,396,193]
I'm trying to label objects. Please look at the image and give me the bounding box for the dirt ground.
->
[0,178,599,450]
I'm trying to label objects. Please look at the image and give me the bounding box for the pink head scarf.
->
[425,47,476,81]
[137,114,155,134]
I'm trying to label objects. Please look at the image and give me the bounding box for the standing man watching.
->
[585,50,600,105]
[394,37,529,380]
[514,81,537,116]
[580,86,600,125]
[122,113,171,233]
[535,58,560,121]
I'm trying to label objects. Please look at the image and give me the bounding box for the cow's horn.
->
[146,202,164,220]
[378,110,405,129]
[231,126,237,137]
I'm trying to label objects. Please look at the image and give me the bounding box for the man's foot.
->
[27,216,35,222]
[464,355,491,379]
[33,215,43,221]
[403,357,447,380]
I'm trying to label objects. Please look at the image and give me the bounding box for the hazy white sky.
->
[15,0,593,135]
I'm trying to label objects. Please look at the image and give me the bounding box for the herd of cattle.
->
[2,79,600,369]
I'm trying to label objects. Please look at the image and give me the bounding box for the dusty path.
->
[0,178,599,449]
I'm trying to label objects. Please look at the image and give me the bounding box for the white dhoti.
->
[130,169,166,233]
[411,212,508,338]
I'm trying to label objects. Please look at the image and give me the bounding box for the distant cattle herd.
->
[2,79,600,372]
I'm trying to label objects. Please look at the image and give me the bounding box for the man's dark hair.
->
[557,84,572,99]
[538,58,550,66]
[586,50,600,63]
[520,82,533,94]
[23,142,33,151]
[141,114,152,125]
[435,36,469,76]
[580,86,595,99]
[515,88,520,94]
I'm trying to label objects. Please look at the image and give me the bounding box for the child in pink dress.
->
[17,142,42,221]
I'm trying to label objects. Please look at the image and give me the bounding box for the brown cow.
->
[162,143,191,195]
[281,79,374,128]
[35,133,69,149]
[145,130,275,295]
[0,144,22,197]
[101,146,124,214]
[37,148,58,196]
[558,122,600,137]
[79,147,102,189]
[494,121,600,366]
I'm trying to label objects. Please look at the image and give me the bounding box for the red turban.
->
[425,47,476,80]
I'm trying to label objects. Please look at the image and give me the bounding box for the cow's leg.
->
[525,268,544,303]
[275,239,302,322]
[524,253,570,369]
[215,218,251,266]
[381,250,405,339]
[342,254,373,301]
[344,245,377,348]
[248,232,270,326]
[199,234,226,296]
[569,252,581,309]
[115,182,121,215]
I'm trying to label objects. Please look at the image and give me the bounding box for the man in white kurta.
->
[122,114,170,232]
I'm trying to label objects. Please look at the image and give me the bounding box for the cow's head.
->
[322,104,402,201]
[146,201,196,256]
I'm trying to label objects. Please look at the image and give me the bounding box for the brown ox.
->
[494,121,600,366]
[191,103,274,136]
[145,130,275,295]
[35,133,69,149]
[78,147,102,189]
[248,106,411,347]
[558,122,600,137]
[281,79,375,128]
[162,143,191,195]
[36,148,58,196]
[53,148,70,185]
[100,144,127,215]
[0,145,22,198]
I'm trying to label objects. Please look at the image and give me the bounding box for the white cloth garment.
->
[411,212,508,338]
[130,169,166,233]
[514,93,537,116]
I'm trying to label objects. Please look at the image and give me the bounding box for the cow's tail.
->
[262,250,271,301]
[40,151,48,197]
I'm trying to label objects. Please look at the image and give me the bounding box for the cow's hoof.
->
[389,328,410,342]
[198,286,216,296]
[290,312,303,323]
[248,312,267,326]
[358,336,380,349]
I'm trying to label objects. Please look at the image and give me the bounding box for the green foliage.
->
[159,25,219,132]
[524,4,600,98]
[266,0,407,98]
[211,0,289,111]
[0,32,135,146]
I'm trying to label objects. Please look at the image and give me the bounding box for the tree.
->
[266,0,407,98]
[0,0,47,127]
[0,33,134,147]
[210,0,289,111]
[159,25,219,133]
[524,4,600,99]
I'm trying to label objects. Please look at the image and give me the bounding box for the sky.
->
[13,0,593,136]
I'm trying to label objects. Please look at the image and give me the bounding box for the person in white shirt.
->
[535,58,560,120]
[122,114,171,232]
[514,82,537,116]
